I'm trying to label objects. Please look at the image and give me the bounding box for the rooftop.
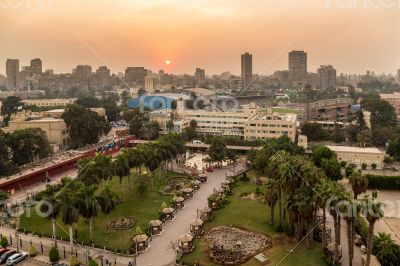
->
[326,145,384,155]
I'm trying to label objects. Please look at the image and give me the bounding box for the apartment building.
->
[327,145,385,169]
[307,97,352,122]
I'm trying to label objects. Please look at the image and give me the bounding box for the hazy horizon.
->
[1,0,399,76]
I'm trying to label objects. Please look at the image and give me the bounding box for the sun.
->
[165,60,171,65]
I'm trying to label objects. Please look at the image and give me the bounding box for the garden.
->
[180,169,326,265]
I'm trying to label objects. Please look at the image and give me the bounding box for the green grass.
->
[181,169,326,265]
[19,169,190,251]
[272,107,300,114]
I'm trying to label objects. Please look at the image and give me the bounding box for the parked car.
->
[6,252,27,265]
[0,250,16,264]
[0,249,9,256]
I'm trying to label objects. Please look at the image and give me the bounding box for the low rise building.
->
[380,92,400,115]
[22,98,77,107]
[326,145,385,169]
[307,97,352,122]
[3,111,68,152]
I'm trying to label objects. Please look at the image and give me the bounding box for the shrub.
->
[362,163,367,170]
[371,163,377,169]
[255,186,262,196]
[355,217,368,243]
[345,166,354,177]
[0,237,8,248]
[28,245,37,257]
[340,161,347,167]
[69,255,80,266]
[48,247,59,262]
[240,172,249,182]
[88,259,99,266]
[384,156,394,164]
[365,174,400,190]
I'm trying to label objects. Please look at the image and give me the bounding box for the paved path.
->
[135,163,246,266]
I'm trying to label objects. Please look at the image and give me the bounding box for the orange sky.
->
[1,0,399,75]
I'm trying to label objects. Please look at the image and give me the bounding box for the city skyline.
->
[1,0,399,76]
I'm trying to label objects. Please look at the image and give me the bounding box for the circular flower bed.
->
[206,226,272,264]
[109,217,136,231]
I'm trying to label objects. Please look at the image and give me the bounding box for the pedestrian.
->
[128,261,133,266]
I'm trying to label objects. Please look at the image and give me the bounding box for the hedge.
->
[365,174,400,190]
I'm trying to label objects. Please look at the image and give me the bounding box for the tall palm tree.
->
[364,193,384,266]
[316,179,331,248]
[349,170,368,200]
[95,154,114,189]
[143,144,161,188]
[113,153,131,200]
[76,184,99,243]
[265,179,278,225]
[97,186,119,229]
[61,190,79,254]
[40,185,61,248]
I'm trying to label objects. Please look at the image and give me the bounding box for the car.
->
[192,140,203,144]
[0,249,9,256]
[0,250,16,264]
[6,252,27,265]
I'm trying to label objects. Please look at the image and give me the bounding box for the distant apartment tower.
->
[6,59,20,90]
[397,68,400,83]
[72,65,92,88]
[30,58,42,74]
[318,65,337,89]
[273,70,289,86]
[125,67,147,85]
[289,50,307,88]
[96,66,111,87]
[241,52,252,89]
[195,68,206,87]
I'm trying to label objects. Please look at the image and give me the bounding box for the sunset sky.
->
[1,0,399,76]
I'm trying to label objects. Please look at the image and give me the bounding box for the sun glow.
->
[165,60,171,65]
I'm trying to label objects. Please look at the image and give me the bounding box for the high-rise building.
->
[318,65,337,89]
[288,50,307,88]
[72,65,92,88]
[195,68,206,87]
[96,66,111,87]
[241,52,252,89]
[30,58,42,74]
[145,76,158,94]
[397,68,400,83]
[6,59,20,90]
[125,67,147,85]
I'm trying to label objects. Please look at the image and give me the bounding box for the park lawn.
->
[181,169,325,265]
[19,169,190,251]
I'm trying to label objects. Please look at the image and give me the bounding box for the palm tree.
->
[95,154,114,189]
[113,153,131,200]
[76,185,99,243]
[40,185,61,248]
[61,190,79,254]
[349,170,368,199]
[357,130,373,147]
[316,179,331,248]
[265,179,278,225]
[143,144,161,188]
[97,186,119,229]
[364,193,384,266]
[344,198,360,266]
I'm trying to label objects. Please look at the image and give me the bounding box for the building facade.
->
[3,111,68,152]
[125,67,147,85]
[30,58,42,74]
[307,97,352,122]
[22,98,77,107]
[289,51,307,88]
[6,59,20,90]
[241,52,252,89]
[327,145,385,169]
[195,68,206,87]
[318,65,337,89]
[380,92,400,115]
